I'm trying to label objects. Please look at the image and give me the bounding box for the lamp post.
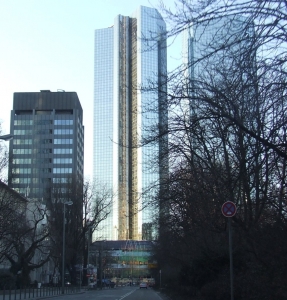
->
[62,200,73,294]
[98,240,106,290]
[117,254,119,278]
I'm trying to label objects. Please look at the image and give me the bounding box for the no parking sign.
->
[221,201,236,217]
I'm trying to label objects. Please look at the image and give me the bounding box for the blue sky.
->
[0,0,181,178]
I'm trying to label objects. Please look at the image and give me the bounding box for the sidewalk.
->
[0,287,85,300]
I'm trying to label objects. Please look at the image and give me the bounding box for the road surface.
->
[48,286,166,300]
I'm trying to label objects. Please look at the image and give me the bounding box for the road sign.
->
[222,201,236,217]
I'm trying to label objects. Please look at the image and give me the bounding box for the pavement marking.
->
[118,289,137,300]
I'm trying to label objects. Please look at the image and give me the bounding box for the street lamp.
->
[98,240,106,290]
[0,134,13,141]
[62,200,73,294]
[117,254,120,278]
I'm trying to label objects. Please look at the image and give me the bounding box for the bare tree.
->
[141,1,287,298]
[0,181,27,263]
[48,177,113,285]
[2,200,50,287]
[0,124,9,182]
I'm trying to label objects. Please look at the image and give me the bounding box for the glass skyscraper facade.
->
[8,91,84,203]
[93,6,167,241]
[183,15,255,90]
[182,16,255,130]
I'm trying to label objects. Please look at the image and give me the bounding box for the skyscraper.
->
[183,15,255,97]
[182,15,256,133]
[8,90,84,203]
[93,6,167,241]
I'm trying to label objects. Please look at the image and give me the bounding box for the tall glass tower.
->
[183,15,255,97]
[8,91,84,203]
[93,6,167,241]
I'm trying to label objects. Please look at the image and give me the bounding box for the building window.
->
[32,158,52,164]
[13,139,32,145]
[52,178,70,183]
[13,149,32,154]
[12,168,31,174]
[13,158,32,164]
[54,139,73,144]
[53,158,72,164]
[54,120,73,125]
[53,168,72,174]
[54,129,73,134]
[53,149,73,154]
[14,120,33,125]
[12,178,31,184]
[14,130,33,135]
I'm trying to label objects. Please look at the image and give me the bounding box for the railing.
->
[0,285,81,300]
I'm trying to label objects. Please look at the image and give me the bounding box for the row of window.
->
[12,177,68,184]
[14,187,49,195]
[13,149,32,154]
[13,159,32,164]
[13,148,73,154]
[12,178,52,184]
[14,129,73,135]
[14,120,33,125]
[53,158,72,164]
[54,149,73,154]
[12,178,31,184]
[54,129,73,134]
[13,159,73,164]
[54,120,73,125]
[52,178,71,183]
[13,139,73,145]
[14,130,33,135]
[12,168,73,174]
[54,139,73,144]
[12,168,31,174]
[13,139,32,145]
[53,168,72,173]
[12,158,71,164]
[14,120,74,126]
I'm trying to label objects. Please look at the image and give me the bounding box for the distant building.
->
[8,90,84,203]
[93,6,167,241]
[183,15,256,117]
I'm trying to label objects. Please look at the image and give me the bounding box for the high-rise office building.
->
[183,15,255,96]
[182,15,256,133]
[181,16,256,173]
[93,6,167,241]
[8,91,84,203]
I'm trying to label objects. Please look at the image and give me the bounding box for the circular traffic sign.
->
[221,201,236,217]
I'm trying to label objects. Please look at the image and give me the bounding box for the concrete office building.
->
[93,6,167,241]
[8,91,84,203]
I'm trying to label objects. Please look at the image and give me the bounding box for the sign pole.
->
[221,201,236,300]
[228,217,234,300]
[159,269,161,289]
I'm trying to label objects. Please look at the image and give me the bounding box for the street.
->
[46,286,166,300]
